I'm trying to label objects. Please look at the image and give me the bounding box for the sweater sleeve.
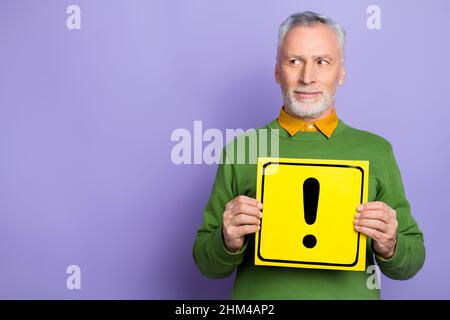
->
[192,149,248,279]
[374,143,425,280]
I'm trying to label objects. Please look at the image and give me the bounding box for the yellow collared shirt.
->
[277,106,339,139]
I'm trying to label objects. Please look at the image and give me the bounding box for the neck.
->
[283,105,334,122]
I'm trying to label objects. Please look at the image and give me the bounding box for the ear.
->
[338,65,346,86]
[275,63,280,84]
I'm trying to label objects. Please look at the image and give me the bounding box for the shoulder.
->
[343,123,393,153]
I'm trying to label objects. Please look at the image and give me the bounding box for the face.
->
[275,23,346,120]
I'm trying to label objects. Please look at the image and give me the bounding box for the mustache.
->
[291,87,322,93]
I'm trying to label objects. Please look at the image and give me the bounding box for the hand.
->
[354,201,398,259]
[222,195,263,252]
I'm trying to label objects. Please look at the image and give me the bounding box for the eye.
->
[318,59,330,65]
[290,58,301,65]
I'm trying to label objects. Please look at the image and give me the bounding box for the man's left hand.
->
[354,201,398,259]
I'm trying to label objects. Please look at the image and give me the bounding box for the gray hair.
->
[278,11,347,63]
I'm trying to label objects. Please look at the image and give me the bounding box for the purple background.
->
[0,0,448,299]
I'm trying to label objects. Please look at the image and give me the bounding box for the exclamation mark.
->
[302,177,320,249]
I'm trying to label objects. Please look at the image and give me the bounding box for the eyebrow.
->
[285,54,334,61]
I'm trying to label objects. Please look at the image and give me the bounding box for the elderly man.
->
[193,11,425,299]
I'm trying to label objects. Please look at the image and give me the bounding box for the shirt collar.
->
[277,106,339,139]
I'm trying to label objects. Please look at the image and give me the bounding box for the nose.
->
[300,61,316,86]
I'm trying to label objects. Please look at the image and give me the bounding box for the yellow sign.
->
[255,157,369,271]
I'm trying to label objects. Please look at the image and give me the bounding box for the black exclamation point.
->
[302,177,320,249]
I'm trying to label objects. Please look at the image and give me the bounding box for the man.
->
[193,11,425,299]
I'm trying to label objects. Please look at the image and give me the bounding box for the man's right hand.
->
[222,195,263,252]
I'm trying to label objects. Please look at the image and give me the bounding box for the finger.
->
[355,210,390,224]
[357,201,387,211]
[354,218,388,233]
[230,203,262,218]
[358,202,397,219]
[354,225,384,242]
[225,200,234,210]
[232,214,261,227]
[234,224,260,237]
[231,195,263,210]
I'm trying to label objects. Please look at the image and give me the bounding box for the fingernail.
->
[258,202,263,209]
[355,213,360,219]
[357,205,364,211]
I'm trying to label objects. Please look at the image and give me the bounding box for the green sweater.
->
[193,118,425,299]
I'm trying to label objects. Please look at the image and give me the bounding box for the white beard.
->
[283,88,335,119]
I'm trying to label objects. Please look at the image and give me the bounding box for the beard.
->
[282,86,335,119]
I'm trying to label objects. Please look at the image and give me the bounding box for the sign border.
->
[257,161,365,267]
